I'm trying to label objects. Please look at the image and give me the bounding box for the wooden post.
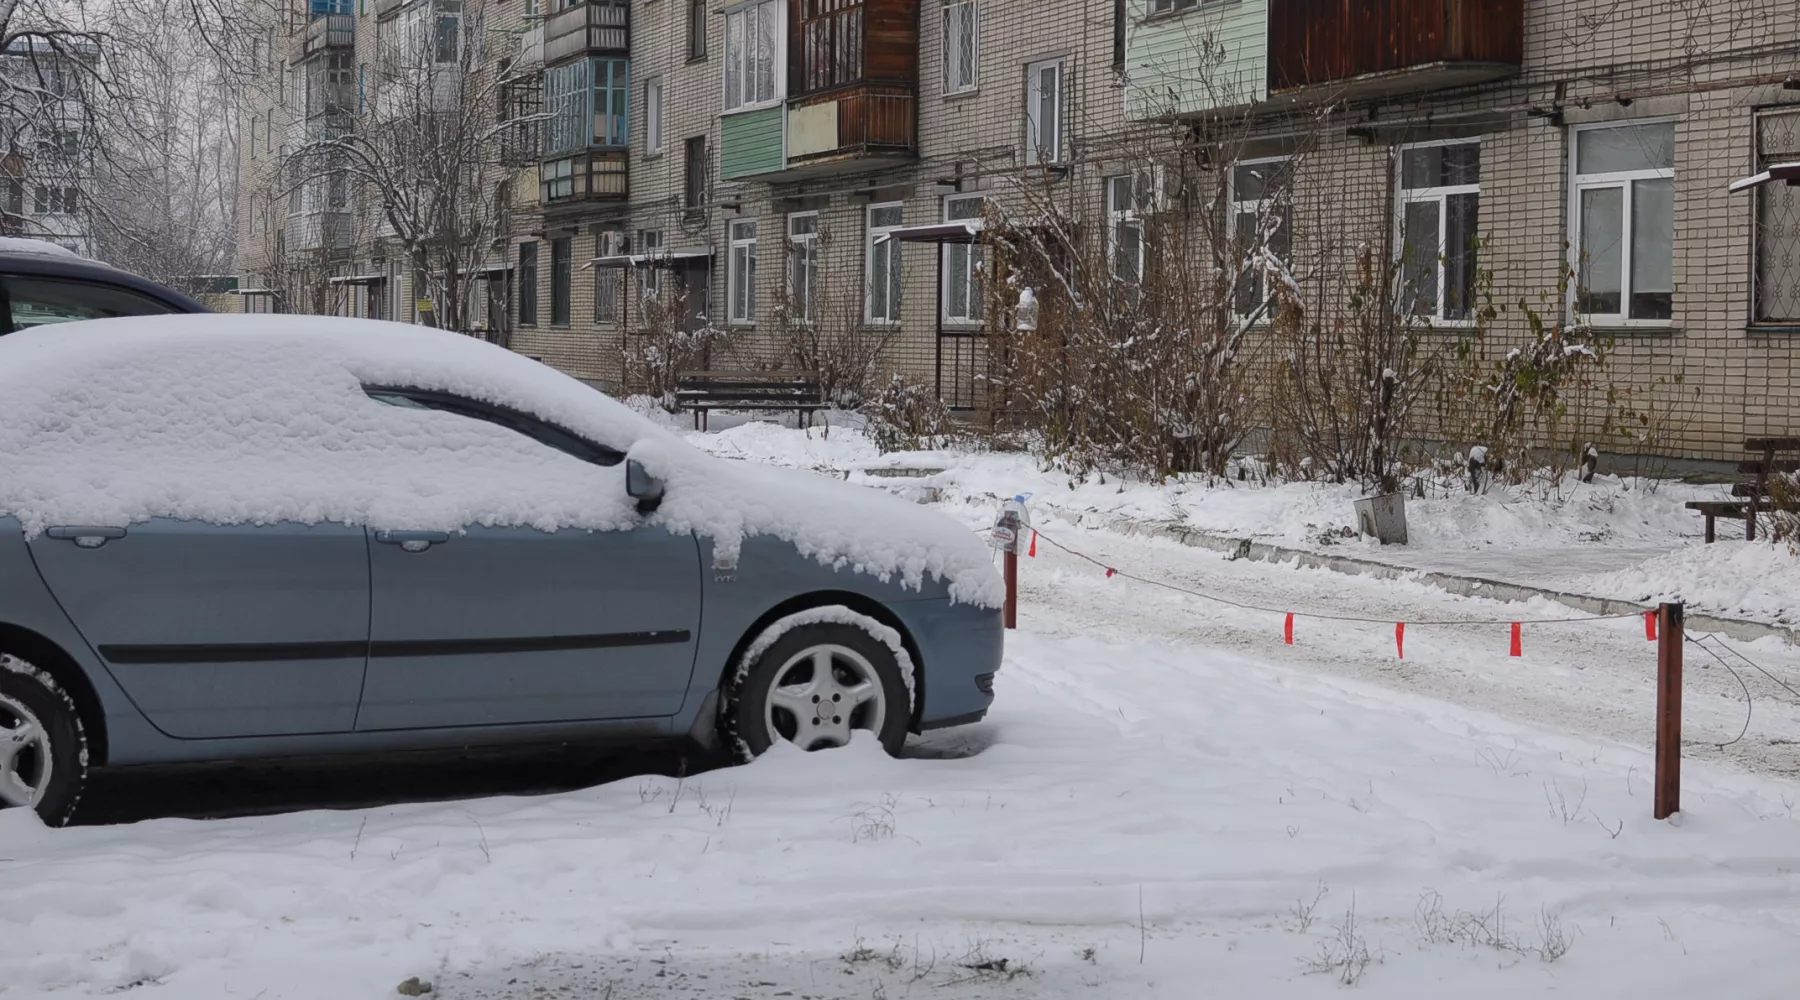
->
[1654,602,1684,820]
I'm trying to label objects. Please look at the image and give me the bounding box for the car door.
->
[26,519,370,739]
[353,387,704,732]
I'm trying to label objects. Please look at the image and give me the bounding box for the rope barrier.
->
[1028,524,1644,628]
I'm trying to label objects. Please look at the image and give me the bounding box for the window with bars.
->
[1229,157,1292,319]
[799,0,864,95]
[787,213,819,322]
[866,202,903,324]
[728,219,758,323]
[637,229,664,321]
[942,0,977,95]
[1025,59,1063,165]
[1570,121,1674,323]
[595,233,624,323]
[724,0,782,111]
[1755,108,1800,324]
[943,195,984,324]
[1397,141,1480,322]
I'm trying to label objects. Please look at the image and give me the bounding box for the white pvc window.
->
[1397,140,1480,322]
[787,212,819,322]
[723,0,782,113]
[645,77,663,154]
[1107,173,1147,284]
[1025,58,1063,165]
[1229,156,1291,319]
[942,0,978,95]
[866,202,904,324]
[1569,121,1675,323]
[728,219,758,324]
[943,195,985,325]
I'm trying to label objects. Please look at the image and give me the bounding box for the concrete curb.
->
[1081,513,1799,647]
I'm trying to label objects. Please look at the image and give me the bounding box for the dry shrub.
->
[863,373,957,454]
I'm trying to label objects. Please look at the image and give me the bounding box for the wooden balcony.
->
[1267,0,1522,100]
[542,1,629,67]
[783,85,916,174]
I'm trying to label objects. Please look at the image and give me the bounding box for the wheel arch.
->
[0,622,109,766]
[717,591,927,731]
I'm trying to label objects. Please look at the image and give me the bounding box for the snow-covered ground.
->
[677,415,1800,628]
[6,413,1800,999]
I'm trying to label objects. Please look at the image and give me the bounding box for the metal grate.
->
[942,0,976,94]
[1756,109,1800,323]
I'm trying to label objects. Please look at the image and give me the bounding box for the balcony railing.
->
[1267,0,1522,97]
[785,86,916,170]
[543,1,629,66]
[298,13,354,59]
[520,23,544,65]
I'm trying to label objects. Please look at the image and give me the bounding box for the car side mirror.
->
[626,458,664,514]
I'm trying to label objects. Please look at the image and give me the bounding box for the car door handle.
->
[374,530,450,553]
[45,526,127,549]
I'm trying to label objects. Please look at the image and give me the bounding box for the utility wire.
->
[1686,632,1754,750]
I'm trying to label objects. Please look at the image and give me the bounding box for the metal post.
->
[1654,602,1684,820]
[1003,543,1018,630]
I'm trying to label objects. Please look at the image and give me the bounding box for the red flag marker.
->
[1510,622,1523,657]
[1395,622,1406,659]
[1105,567,1116,578]
[1028,531,1038,558]
[1644,610,1658,641]
[1284,613,1295,645]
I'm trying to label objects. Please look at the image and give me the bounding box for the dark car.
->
[0,239,208,334]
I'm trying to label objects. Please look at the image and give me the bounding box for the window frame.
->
[595,232,624,324]
[722,0,784,114]
[1107,173,1147,286]
[942,0,979,96]
[1148,0,1199,15]
[683,135,709,210]
[688,0,709,61]
[549,235,572,326]
[865,201,904,326]
[636,229,665,322]
[942,194,985,326]
[1566,118,1677,327]
[1227,155,1293,321]
[727,218,758,325]
[1752,107,1800,326]
[645,77,664,154]
[1024,58,1064,166]
[1395,138,1481,326]
[362,385,626,468]
[518,240,539,326]
[786,211,820,324]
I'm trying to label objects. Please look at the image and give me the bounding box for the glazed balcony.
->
[1267,0,1522,101]
[542,1,629,67]
[540,148,628,208]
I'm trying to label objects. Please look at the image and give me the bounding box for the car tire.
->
[724,620,912,761]
[0,654,88,827]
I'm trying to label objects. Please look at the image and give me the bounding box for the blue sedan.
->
[0,315,1003,825]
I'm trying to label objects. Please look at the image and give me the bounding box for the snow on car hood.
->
[0,315,1002,607]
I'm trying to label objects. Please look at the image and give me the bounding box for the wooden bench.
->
[673,370,823,431]
[1686,437,1800,542]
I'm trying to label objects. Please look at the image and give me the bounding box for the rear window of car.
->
[3,274,182,333]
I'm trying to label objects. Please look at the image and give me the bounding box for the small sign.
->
[416,298,435,313]
[988,526,1017,551]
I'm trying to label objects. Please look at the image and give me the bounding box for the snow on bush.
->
[0,316,1001,607]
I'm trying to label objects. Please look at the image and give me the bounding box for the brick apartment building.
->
[236,0,1800,462]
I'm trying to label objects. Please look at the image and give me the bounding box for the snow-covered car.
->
[0,238,207,333]
[0,315,1003,825]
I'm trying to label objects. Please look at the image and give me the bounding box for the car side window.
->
[3,274,182,333]
[363,385,626,468]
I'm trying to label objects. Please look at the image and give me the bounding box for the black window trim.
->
[362,384,626,468]
[0,272,190,335]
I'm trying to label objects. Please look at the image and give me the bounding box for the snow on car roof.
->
[0,315,1001,606]
[0,237,87,260]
